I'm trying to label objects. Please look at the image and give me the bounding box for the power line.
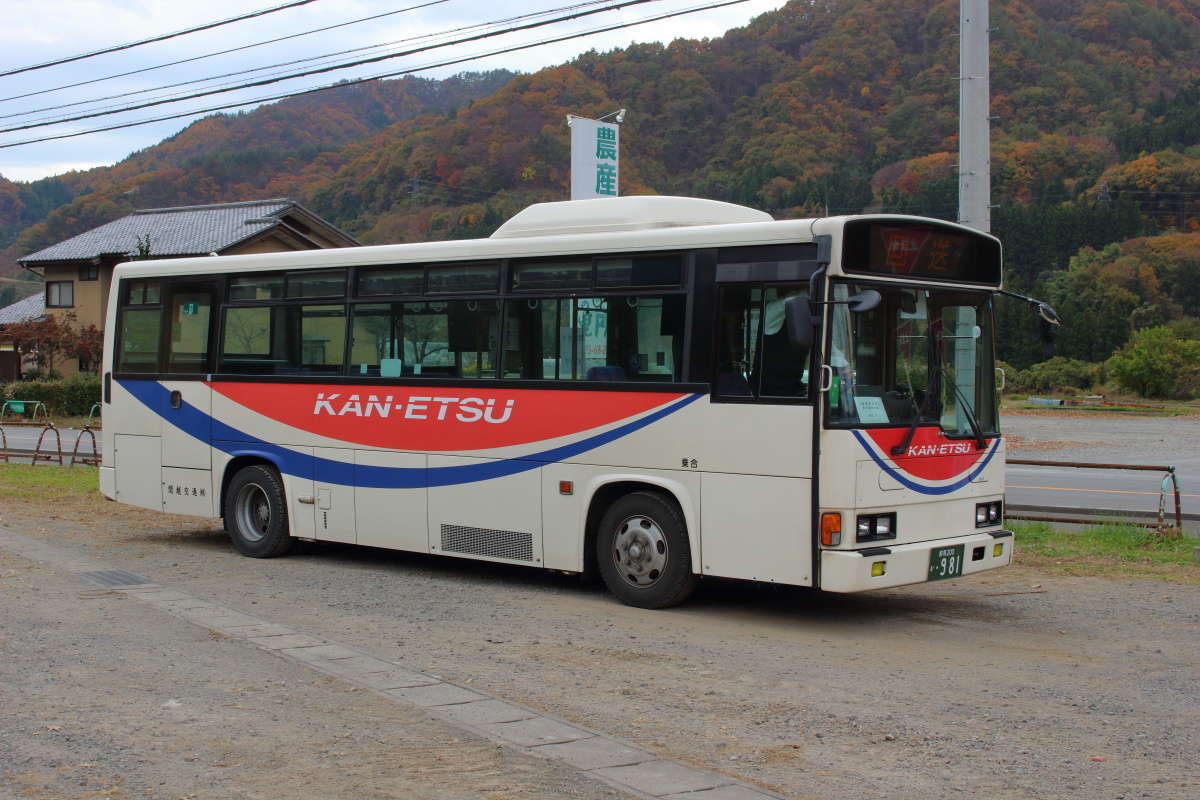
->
[2,0,616,122]
[0,0,453,106]
[0,0,749,150]
[0,0,323,79]
[0,0,667,134]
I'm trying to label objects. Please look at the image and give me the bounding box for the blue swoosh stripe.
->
[121,380,701,488]
[851,429,999,496]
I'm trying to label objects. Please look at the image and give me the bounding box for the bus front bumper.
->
[819,530,1013,593]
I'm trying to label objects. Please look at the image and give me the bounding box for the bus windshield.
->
[826,282,998,436]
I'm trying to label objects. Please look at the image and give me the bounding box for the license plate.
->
[928,544,965,581]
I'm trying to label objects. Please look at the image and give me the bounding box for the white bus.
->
[100,195,1025,608]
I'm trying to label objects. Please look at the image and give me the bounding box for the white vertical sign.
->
[569,117,619,200]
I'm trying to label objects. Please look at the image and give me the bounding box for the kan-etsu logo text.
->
[903,442,974,456]
[312,393,514,423]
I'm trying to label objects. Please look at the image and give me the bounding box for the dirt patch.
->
[1003,434,1109,452]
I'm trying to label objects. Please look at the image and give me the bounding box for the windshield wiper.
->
[890,391,928,456]
[938,364,987,451]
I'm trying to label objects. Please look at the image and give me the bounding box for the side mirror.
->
[847,289,882,313]
[1037,302,1060,326]
[784,295,814,350]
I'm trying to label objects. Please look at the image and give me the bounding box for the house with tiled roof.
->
[0,292,45,382]
[17,199,359,377]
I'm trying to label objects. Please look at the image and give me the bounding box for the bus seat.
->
[586,366,627,381]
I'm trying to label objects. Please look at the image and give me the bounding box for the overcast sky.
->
[0,0,785,183]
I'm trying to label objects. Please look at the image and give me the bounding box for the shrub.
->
[61,376,102,416]
[1,380,65,416]
[1020,357,1098,393]
[1107,326,1200,398]
[0,376,101,416]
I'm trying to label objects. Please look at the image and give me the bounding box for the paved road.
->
[1006,464,1198,516]
[1002,412,1199,519]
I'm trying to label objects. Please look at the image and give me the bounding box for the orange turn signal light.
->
[820,512,842,547]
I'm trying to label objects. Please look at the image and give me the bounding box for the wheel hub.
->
[235,482,270,543]
[613,515,668,588]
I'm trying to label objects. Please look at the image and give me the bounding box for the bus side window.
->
[715,285,809,400]
[503,295,682,382]
[116,279,163,373]
[220,306,288,373]
[756,287,809,398]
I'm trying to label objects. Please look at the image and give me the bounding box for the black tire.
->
[223,464,294,558]
[596,491,698,608]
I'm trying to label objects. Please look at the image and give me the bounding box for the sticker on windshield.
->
[854,396,890,423]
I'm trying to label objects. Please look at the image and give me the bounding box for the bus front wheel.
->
[596,491,698,608]
[224,465,294,558]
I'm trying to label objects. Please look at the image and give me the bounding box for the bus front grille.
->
[440,524,535,562]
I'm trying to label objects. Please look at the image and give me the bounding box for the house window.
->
[47,281,74,308]
[79,264,99,281]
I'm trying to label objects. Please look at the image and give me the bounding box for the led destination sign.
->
[841,219,1001,285]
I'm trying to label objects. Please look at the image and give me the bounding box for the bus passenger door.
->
[161,280,217,516]
[160,281,215,471]
[698,281,815,587]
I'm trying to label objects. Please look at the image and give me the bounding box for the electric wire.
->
[0,0,749,149]
[0,0,455,106]
[0,0,322,78]
[1,0,621,123]
[0,0,668,134]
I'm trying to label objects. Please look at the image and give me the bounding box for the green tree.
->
[1106,326,1200,398]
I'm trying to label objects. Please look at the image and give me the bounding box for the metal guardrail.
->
[0,424,99,468]
[0,399,49,425]
[1007,458,1183,534]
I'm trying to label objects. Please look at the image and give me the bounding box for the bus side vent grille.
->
[441,524,534,562]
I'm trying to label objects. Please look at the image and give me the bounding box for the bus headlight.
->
[855,512,897,542]
[976,501,1002,527]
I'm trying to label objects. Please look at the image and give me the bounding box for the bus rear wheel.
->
[596,491,697,608]
[224,465,294,558]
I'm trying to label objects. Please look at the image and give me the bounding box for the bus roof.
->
[111,197,999,283]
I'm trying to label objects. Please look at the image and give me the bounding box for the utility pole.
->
[959,0,991,232]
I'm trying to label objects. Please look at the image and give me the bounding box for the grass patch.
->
[1012,520,1199,583]
[0,463,98,498]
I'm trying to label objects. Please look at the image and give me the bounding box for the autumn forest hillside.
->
[3,0,1200,381]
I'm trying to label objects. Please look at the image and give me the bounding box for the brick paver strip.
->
[0,525,786,800]
[320,654,397,673]
[433,698,538,726]
[352,669,439,690]
[593,760,734,796]
[662,785,782,800]
[384,683,487,707]
[248,633,325,650]
[280,644,360,661]
[211,622,294,637]
[532,737,656,770]
[483,716,591,747]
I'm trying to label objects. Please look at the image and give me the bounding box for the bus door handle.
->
[995,367,1006,390]
[169,389,182,409]
[819,365,834,392]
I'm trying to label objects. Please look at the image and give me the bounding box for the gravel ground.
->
[1001,409,1200,471]
[0,544,634,800]
[1,485,1198,800]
